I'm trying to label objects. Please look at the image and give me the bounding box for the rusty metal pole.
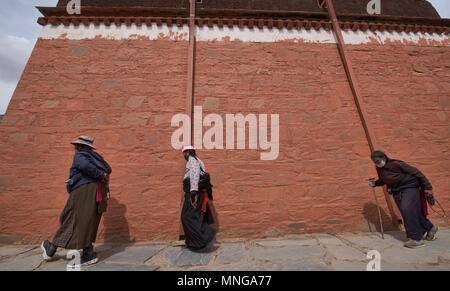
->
[368,179,385,239]
[186,0,196,139]
[323,0,402,226]
[179,0,196,240]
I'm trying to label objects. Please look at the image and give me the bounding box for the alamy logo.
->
[366,0,381,15]
[66,250,81,271]
[171,106,279,160]
[66,0,81,15]
[366,250,381,271]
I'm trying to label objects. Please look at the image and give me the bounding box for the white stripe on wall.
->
[39,23,450,46]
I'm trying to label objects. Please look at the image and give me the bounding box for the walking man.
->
[41,136,112,267]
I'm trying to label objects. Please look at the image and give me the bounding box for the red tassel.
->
[96,183,102,202]
[201,189,208,213]
[419,189,428,217]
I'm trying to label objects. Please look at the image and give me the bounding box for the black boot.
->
[41,240,57,260]
[80,244,98,266]
[83,244,94,256]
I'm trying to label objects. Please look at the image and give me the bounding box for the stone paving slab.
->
[325,245,367,262]
[416,264,450,271]
[214,243,246,265]
[0,245,36,258]
[434,227,450,239]
[85,263,159,271]
[0,248,43,271]
[338,233,396,251]
[331,260,368,271]
[266,259,330,271]
[103,244,165,264]
[315,235,346,246]
[249,245,325,261]
[381,246,440,264]
[380,263,418,271]
[437,252,450,263]
[370,231,407,246]
[165,247,213,267]
[254,237,318,248]
[213,261,265,271]
[39,259,70,271]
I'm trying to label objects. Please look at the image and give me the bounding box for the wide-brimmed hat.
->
[70,136,96,149]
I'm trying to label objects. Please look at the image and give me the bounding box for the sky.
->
[0,0,449,115]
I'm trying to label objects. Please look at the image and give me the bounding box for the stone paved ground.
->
[0,228,448,271]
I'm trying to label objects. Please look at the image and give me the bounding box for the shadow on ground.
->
[362,202,404,241]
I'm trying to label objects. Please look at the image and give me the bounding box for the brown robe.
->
[53,181,108,249]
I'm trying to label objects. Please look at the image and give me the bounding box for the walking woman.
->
[368,150,438,248]
[181,146,216,251]
[41,136,111,267]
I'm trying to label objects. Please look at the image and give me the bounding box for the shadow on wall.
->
[93,197,136,261]
[208,200,220,233]
[362,202,400,233]
[102,197,135,244]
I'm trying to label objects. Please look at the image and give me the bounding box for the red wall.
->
[0,37,448,244]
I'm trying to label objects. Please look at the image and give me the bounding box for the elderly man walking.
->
[41,136,112,267]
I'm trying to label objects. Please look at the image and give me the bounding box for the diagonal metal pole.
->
[322,0,402,227]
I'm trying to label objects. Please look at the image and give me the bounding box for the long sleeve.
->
[374,168,386,186]
[398,161,432,190]
[188,159,201,192]
[374,178,386,187]
[75,153,104,180]
[92,151,112,174]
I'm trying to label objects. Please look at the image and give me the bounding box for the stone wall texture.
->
[0,30,449,244]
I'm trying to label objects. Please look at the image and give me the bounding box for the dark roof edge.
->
[36,6,450,28]
[36,6,450,26]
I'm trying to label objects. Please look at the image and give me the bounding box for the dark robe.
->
[374,159,434,241]
[393,187,433,241]
[181,179,216,250]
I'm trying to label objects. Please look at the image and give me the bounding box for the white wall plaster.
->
[39,23,449,46]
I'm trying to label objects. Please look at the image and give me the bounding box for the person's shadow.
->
[97,197,136,260]
[362,202,405,241]
[208,200,220,234]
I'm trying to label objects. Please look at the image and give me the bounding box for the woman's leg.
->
[396,188,431,241]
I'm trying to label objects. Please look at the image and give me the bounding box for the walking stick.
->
[368,178,384,239]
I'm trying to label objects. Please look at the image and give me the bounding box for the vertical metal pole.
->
[179,0,196,240]
[186,0,196,141]
[324,0,402,226]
